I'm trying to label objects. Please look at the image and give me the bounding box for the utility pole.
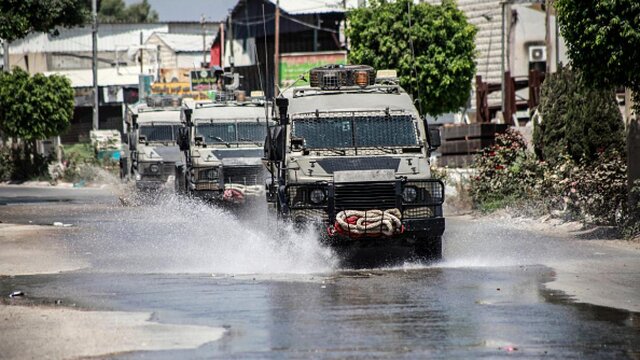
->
[545,0,552,74]
[92,0,99,131]
[274,0,280,96]
[500,0,507,113]
[229,11,234,73]
[139,31,143,74]
[201,14,207,67]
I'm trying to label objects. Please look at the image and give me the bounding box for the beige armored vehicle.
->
[123,97,182,191]
[264,65,445,261]
[175,94,269,204]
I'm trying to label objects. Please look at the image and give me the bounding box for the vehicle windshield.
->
[195,121,266,143]
[292,114,418,149]
[139,125,179,141]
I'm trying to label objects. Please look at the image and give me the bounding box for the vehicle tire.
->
[414,235,443,261]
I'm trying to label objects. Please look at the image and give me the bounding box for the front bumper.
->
[136,176,174,191]
[284,178,445,244]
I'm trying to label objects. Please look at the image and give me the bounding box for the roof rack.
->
[292,84,401,98]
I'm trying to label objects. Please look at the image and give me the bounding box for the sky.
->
[123,0,238,22]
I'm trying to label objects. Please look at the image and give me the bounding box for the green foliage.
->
[0,148,14,182]
[0,0,88,42]
[347,0,477,116]
[555,0,640,98]
[0,68,75,141]
[98,0,158,23]
[534,67,624,164]
[470,129,542,210]
[471,133,630,227]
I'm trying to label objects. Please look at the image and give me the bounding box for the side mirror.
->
[177,127,190,151]
[129,133,136,151]
[194,135,205,145]
[428,126,441,151]
[275,97,289,125]
[291,136,305,150]
[265,125,285,161]
[138,135,147,144]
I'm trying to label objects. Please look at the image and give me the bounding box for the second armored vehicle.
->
[176,84,269,204]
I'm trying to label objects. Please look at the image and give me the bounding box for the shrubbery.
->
[471,130,635,236]
[534,67,625,163]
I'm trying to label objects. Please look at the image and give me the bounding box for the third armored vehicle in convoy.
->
[123,96,183,191]
[175,73,269,204]
[264,65,445,261]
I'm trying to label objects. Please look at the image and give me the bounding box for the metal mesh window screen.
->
[354,114,416,147]
[292,111,418,149]
[293,117,353,148]
[196,123,236,142]
[237,123,267,142]
[139,125,177,141]
[196,121,266,143]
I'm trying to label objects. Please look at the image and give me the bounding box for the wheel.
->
[414,235,443,261]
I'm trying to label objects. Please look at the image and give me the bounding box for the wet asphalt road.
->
[0,186,639,359]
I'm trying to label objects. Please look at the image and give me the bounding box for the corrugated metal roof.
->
[270,0,361,15]
[149,33,215,52]
[44,66,143,87]
[9,24,169,54]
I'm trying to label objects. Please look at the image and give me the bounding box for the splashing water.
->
[81,192,338,275]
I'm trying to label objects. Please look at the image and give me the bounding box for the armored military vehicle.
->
[264,64,445,261]
[175,85,269,204]
[122,96,183,191]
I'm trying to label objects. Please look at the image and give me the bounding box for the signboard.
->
[138,74,153,99]
[279,51,348,87]
[190,68,222,91]
[159,68,191,83]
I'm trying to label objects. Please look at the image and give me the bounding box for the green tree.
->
[98,0,158,23]
[347,0,477,116]
[555,0,640,105]
[556,0,640,227]
[0,69,75,180]
[0,0,89,42]
[0,68,74,141]
[534,67,624,163]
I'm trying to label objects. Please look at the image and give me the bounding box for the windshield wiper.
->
[370,146,397,154]
[320,148,347,155]
[239,137,263,147]
[210,136,231,148]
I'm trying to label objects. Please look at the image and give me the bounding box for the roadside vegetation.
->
[469,67,638,238]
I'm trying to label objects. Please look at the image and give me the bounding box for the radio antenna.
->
[407,2,423,115]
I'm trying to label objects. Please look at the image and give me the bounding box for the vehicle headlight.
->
[135,174,142,181]
[402,186,418,203]
[201,168,218,180]
[309,189,326,204]
[149,164,160,173]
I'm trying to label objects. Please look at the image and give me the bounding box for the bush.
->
[534,67,625,164]
[0,147,14,181]
[470,129,543,211]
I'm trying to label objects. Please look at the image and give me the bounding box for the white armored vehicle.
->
[123,96,183,191]
[176,90,269,204]
[264,65,445,261]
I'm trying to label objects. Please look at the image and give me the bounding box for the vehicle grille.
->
[141,162,174,177]
[333,181,398,210]
[195,182,220,191]
[224,166,263,186]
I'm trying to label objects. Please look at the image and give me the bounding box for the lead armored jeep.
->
[123,96,183,191]
[264,65,445,260]
[175,85,269,204]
